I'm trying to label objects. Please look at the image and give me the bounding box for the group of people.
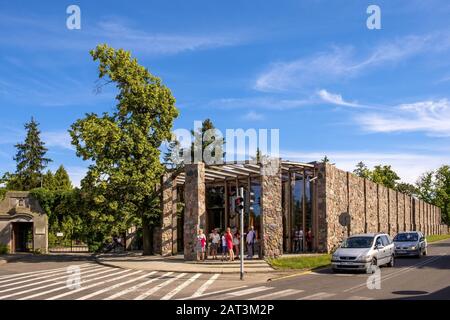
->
[293,226,314,253]
[195,226,257,262]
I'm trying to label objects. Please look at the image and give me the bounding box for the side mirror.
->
[420,237,425,242]
[375,244,384,250]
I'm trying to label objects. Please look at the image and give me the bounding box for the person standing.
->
[225,227,234,261]
[209,229,220,260]
[306,228,314,252]
[221,232,228,261]
[246,226,256,259]
[196,229,206,261]
[233,231,240,259]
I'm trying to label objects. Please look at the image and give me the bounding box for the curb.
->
[0,255,28,265]
[94,256,277,274]
[267,265,332,282]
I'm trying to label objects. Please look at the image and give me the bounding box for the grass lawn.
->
[426,234,450,243]
[268,254,332,270]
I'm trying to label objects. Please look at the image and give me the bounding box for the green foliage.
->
[434,166,450,224]
[321,155,330,163]
[69,44,178,254]
[0,188,6,201]
[2,118,52,191]
[268,254,332,270]
[53,165,73,190]
[426,234,450,243]
[353,161,371,179]
[396,182,418,197]
[370,165,400,189]
[0,243,9,255]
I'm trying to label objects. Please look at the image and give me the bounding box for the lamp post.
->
[239,187,244,280]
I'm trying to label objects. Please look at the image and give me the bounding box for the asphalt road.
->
[199,238,450,300]
[0,238,449,300]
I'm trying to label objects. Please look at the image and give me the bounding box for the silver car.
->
[331,233,395,274]
[393,231,427,258]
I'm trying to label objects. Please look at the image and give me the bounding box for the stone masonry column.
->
[160,173,177,256]
[260,158,283,258]
[183,162,206,260]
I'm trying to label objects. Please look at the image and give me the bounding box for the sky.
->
[1,0,450,187]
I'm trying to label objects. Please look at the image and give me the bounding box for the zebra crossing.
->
[0,263,221,300]
[0,263,374,300]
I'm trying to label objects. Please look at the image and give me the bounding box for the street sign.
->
[56,232,64,237]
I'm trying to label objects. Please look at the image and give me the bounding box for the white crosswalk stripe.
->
[17,268,129,300]
[0,264,102,289]
[46,270,142,300]
[0,263,92,284]
[160,273,201,300]
[347,295,374,300]
[249,289,303,300]
[223,286,273,299]
[134,273,186,300]
[189,273,220,298]
[298,292,336,300]
[77,271,157,300]
[0,266,111,299]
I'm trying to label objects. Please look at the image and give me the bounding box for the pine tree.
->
[53,165,72,190]
[42,170,55,190]
[8,118,52,190]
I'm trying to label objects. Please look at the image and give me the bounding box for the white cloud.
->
[65,166,87,188]
[244,111,265,121]
[317,89,361,107]
[254,33,448,92]
[208,97,311,110]
[357,99,450,136]
[281,150,449,184]
[42,131,74,150]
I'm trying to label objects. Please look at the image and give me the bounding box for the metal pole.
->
[239,187,244,281]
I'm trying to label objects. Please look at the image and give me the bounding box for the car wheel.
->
[366,258,376,274]
[387,255,394,267]
[416,250,421,258]
[423,248,427,256]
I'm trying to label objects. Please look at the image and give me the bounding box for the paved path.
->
[96,253,275,274]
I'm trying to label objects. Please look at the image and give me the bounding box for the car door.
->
[374,236,385,263]
[381,235,393,261]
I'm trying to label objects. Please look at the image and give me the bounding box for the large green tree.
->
[353,161,371,179]
[70,44,178,255]
[53,165,73,191]
[2,118,51,190]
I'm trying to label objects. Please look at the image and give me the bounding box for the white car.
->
[331,233,395,274]
[393,231,427,258]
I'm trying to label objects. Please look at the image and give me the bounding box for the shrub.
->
[0,243,10,255]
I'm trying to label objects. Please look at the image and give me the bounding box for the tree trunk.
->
[142,216,154,255]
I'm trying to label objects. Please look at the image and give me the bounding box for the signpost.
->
[239,187,244,280]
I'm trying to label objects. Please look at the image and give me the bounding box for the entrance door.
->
[12,222,33,252]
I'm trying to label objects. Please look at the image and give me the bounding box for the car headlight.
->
[410,246,416,250]
[358,254,371,262]
[332,254,339,260]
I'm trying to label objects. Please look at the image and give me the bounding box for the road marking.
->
[0,263,92,283]
[134,273,186,300]
[6,267,117,300]
[343,254,444,293]
[189,274,220,298]
[249,289,303,300]
[160,273,201,300]
[77,271,157,300]
[104,272,173,300]
[46,270,140,300]
[0,264,101,288]
[347,295,374,300]
[178,285,248,300]
[0,265,107,295]
[224,286,272,299]
[298,292,335,300]
[268,270,312,282]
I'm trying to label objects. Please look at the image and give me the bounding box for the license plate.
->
[340,261,352,265]
[397,250,406,254]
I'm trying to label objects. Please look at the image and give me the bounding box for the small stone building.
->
[153,160,449,260]
[0,191,48,253]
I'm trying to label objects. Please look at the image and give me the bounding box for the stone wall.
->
[183,163,206,260]
[260,159,283,258]
[316,163,446,252]
[388,189,397,236]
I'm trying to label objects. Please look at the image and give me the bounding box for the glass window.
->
[381,235,390,246]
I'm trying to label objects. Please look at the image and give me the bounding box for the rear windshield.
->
[394,233,418,242]
[341,237,374,248]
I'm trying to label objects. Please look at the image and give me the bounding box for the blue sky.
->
[1,0,450,186]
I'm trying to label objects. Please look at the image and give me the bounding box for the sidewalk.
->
[0,253,30,265]
[96,252,276,274]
